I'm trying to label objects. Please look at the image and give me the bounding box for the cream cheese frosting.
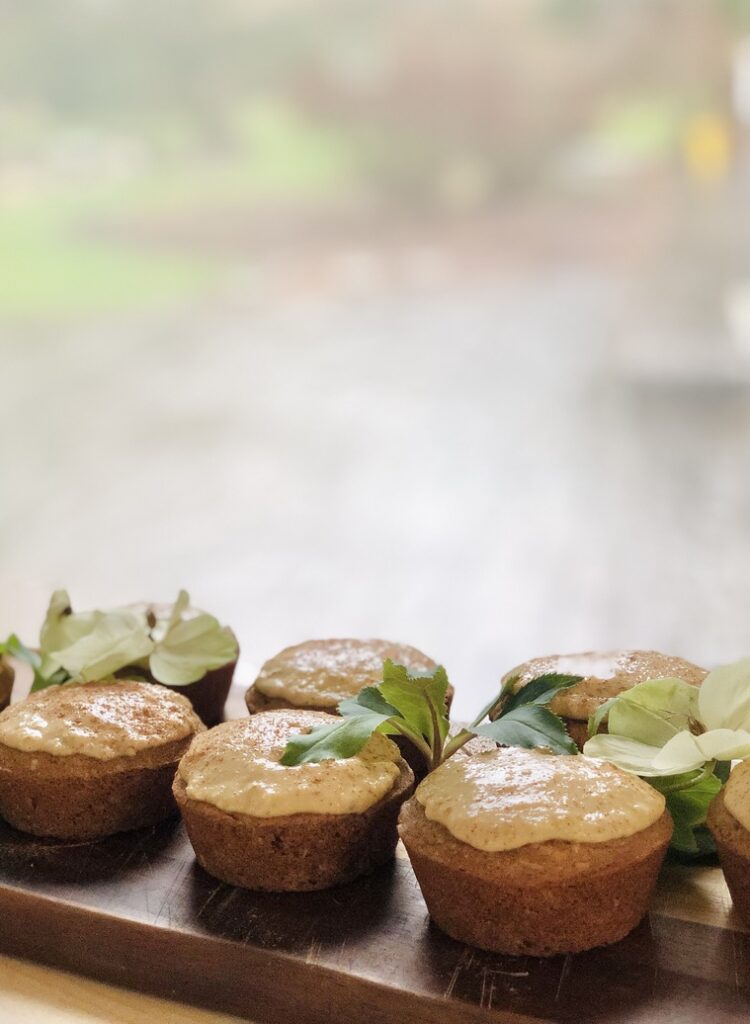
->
[253,638,437,707]
[505,650,707,722]
[416,748,665,852]
[178,709,402,817]
[723,759,750,831]
[0,680,202,760]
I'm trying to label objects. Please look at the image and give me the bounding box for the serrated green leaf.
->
[474,705,577,755]
[148,613,238,685]
[280,712,387,766]
[339,686,400,719]
[379,660,450,747]
[503,673,583,713]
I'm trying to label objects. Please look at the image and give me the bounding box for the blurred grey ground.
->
[3,0,750,717]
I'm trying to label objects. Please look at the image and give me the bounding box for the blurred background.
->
[3,0,750,717]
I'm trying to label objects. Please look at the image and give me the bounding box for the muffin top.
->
[0,680,203,760]
[178,709,402,817]
[504,650,707,722]
[416,748,665,852]
[722,759,750,831]
[253,638,437,707]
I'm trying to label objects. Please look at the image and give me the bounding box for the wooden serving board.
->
[0,688,749,1023]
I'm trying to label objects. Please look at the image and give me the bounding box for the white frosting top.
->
[416,748,665,852]
[0,681,203,760]
[506,650,706,721]
[178,709,402,817]
[723,759,750,831]
[253,638,436,707]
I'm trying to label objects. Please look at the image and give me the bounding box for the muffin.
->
[245,639,450,777]
[124,600,239,725]
[399,747,672,956]
[0,680,204,840]
[499,650,707,749]
[175,709,414,891]
[707,759,750,924]
[0,657,13,712]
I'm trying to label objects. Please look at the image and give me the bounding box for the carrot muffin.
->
[399,747,672,956]
[499,650,707,749]
[0,657,13,712]
[707,760,750,924]
[175,709,414,891]
[0,680,204,840]
[245,639,450,777]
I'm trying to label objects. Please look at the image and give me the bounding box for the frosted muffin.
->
[0,657,13,712]
[0,681,204,840]
[499,650,707,749]
[398,748,672,956]
[245,639,451,778]
[707,760,750,924]
[175,709,414,891]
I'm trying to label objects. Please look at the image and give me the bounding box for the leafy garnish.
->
[280,712,392,766]
[474,705,577,755]
[2,589,237,692]
[281,662,581,768]
[581,662,750,855]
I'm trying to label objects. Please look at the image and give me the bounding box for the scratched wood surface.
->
[1,686,749,1024]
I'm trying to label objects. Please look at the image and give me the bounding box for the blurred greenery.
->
[0,0,746,321]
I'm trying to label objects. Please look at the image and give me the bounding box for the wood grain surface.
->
[0,799,748,1023]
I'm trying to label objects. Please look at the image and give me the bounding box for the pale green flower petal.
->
[650,731,706,773]
[694,728,750,762]
[608,677,699,746]
[698,658,750,732]
[39,590,100,655]
[650,728,750,773]
[149,613,238,685]
[51,611,154,681]
[582,734,674,775]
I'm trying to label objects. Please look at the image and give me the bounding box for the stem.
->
[441,728,475,762]
[427,698,442,767]
[389,720,435,767]
[653,761,717,794]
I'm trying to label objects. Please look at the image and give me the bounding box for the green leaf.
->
[0,634,41,670]
[474,705,577,755]
[607,677,700,746]
[148,613,238,685]
[339,686,400,719]
[657,772,721,855]
[503,673,583,713]
[280,712,388,766]
[379,661,451,747]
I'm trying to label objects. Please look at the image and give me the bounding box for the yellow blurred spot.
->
[682,113,732,182]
